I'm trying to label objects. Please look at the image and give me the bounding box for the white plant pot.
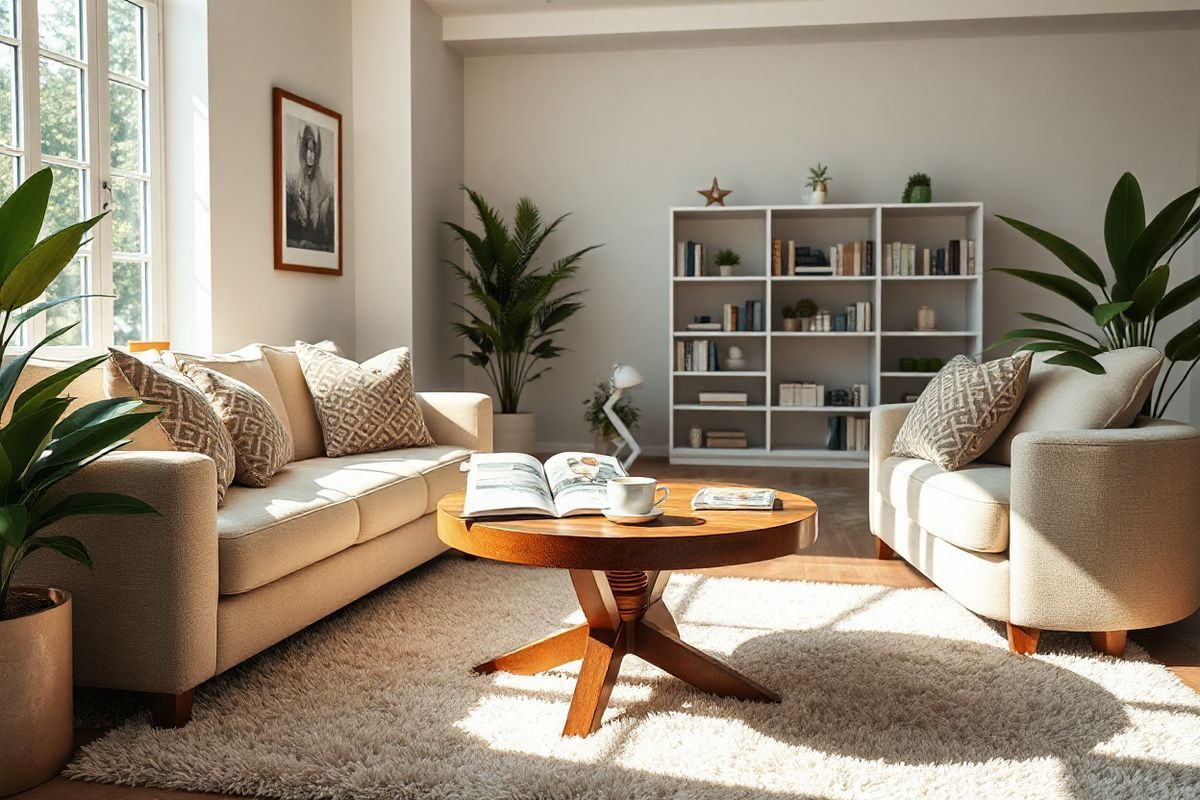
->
[493,412,536,454]
[810,188,827,206]
[719,265,734,277]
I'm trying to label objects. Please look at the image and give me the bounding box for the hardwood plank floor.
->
[14,457,1200,799]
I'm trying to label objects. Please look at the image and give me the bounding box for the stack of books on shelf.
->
[827,416,869,452]
[705,430,748,449]
[803,302,872,332]
[883,239,976,275]
[778,383,824,407]
[698,392,748,406]
[675,340,719,371]
[686,318,721,331]
[722,301,764,331]
[675,241,707,276]
[828,241,874,276]
[848,383,870,407]
[770,241,874,276]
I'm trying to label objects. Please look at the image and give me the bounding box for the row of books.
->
[828,416,870,452]
[883,240,976,275]
[698,392,748,406]
[705,430,748,449]
[675,241,707,276]
[805,302,873,332]
[674,340,719,372]
[778,383,870,407]
[771,240,875,276]
[722,301,765,332]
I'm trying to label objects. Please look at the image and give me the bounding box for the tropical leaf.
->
[991,268,1098,313]
[0,214,105,309]
[1123,187,1200,285]
[0,397,71,481]
[1166,206,1200,264]
[1018,312,1104,344]
[1165,317,1200,361]
[1092,301,1133,328]
[34,411,161,473]
[7,293,107,334]
[1104,172,1145,282]
[13,353,109,416]
[1045,351,1105,374]
[996,215,1106,287]
[0,168,52,280]
[1127,265,1170,322]
[52,397,149,440]
[31,492,158,532]
[0,504,28,549]
[26,535,92,568]
[1157,272,1200,321]
[0,322,81,413]
[988,328,1102,356]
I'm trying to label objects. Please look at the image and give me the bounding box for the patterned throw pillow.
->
[180,362,294,488]
[295,342,434,457]
[105,348,237,503]
[892,353,1033,471]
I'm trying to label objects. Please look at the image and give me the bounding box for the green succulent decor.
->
[714,249,741,268]
[805,164,832,192]
[782,299,818,319]
[583,381,640,442]
[444,188,602,414]
[902,173,932,203]
[0,168,160,618]
[991,171,1200,417]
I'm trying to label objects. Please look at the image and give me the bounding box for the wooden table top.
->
[436,481,818,571]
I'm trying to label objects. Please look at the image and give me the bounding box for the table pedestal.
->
[474,569,780,737]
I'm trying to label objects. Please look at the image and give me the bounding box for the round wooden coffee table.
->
[436,481,818,737]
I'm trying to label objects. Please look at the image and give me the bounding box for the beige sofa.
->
[870,405,1200,657]
[16,345,492,726]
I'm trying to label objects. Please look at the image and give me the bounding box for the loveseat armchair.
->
[870,402,1200,657]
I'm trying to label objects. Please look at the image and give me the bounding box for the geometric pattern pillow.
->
[179,362,294,488]
[295,342,434,457]
[105,348,237,503]
[891,352,1033,471]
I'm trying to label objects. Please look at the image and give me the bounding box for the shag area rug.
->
[68,558,1200,800]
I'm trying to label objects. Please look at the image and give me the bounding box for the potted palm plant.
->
[714,248,740,277]
[583,381,640,453]
[445,188,601,453]
[0,169,159,797]
[806,163,832,205]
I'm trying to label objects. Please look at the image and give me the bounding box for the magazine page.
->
[543,452,628,517]
[461,453,557,518]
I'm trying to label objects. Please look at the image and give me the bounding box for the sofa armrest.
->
[419,392,493,452]
[15,451,219,694]
[1008,419,1200,631]
[869,404,913,532]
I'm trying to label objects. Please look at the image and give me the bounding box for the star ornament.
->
[698,177,732,207]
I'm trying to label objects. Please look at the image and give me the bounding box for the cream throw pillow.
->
[105,349,237,503]
[295,342,434,457]
[892,353,1033,471]
[180,362,294,488]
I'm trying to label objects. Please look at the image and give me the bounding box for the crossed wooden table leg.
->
[474,569,780,737]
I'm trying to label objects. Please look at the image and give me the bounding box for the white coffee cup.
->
[607,477,669,515]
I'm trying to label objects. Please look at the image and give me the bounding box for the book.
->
[691,487,781,511]
[461,452,627,518]
[699,391,748,405]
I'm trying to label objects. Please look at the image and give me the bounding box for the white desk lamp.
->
[604,362,644,470]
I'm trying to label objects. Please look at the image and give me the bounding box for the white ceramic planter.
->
[719,265,734,277]
[810,188,827,206]
[493,412,536,454]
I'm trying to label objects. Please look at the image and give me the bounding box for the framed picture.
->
[273,88,343,275]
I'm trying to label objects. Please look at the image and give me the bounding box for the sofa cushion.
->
[982,347,1162,465]
[163,345,294,443]
[877,455,1011,553]
[217,467,360,594]
[260,345,328,461]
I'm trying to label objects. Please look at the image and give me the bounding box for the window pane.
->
[43,163,85,236]
[109,81,143,172]
[0,0,13,38]
[44,256,87,346]
[40,57,84,160]
[0,154,16,202]
[112,259,145,345]
[111,175,144,253]
[39,0,82,59]
[0,43,15,148]
[107,0,142,79]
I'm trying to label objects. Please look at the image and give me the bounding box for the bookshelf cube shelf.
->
[669,202,984,467]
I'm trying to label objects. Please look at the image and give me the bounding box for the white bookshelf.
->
[669,202,984,468]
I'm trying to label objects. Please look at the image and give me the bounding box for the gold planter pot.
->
[0,587,73,797]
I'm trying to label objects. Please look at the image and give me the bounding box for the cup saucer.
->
[601,507,665,525]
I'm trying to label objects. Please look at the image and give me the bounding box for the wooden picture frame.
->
[273,87,343,275]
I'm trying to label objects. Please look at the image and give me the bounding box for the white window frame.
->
[10,0,165,358]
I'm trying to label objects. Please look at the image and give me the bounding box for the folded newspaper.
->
[460,452,628,518]
[690,487,781,511]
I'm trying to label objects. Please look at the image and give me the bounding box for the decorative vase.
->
[916,305,937,332]
[810,187,827,206]
[719,265,734,277]
[492,412,536,454]
[910,185,932,203]
[782,318,800,332]
[688,427,703,449]
[0,587,73,798]
[726,345,747,370]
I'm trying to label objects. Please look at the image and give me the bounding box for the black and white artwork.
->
[273,88,342,275]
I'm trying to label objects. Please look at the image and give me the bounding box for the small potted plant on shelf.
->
[583,381,640,454]
[714,248,740,277]
[902,172,932,203]
[0,168,160,797]
[806,163,832,205]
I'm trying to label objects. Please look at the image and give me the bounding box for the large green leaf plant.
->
[444,188,601,414]
[0,168,159,617]
[993,172,1200,417]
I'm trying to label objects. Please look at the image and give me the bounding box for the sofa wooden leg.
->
[1006,623,1040,655]
[873,537,895,560]
[1089,630,1127,658]
[150,688,195,728]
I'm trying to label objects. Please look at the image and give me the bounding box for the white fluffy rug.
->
[67,558,1200,799]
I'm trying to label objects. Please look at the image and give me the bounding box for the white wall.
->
[464,24,1200,450]
[189,0,357,353]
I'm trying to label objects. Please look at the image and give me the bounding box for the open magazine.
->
[461,452,628,518]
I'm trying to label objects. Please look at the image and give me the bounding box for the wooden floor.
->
[14,457,1200,799]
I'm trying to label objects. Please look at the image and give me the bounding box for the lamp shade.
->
[611,363,644,390]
